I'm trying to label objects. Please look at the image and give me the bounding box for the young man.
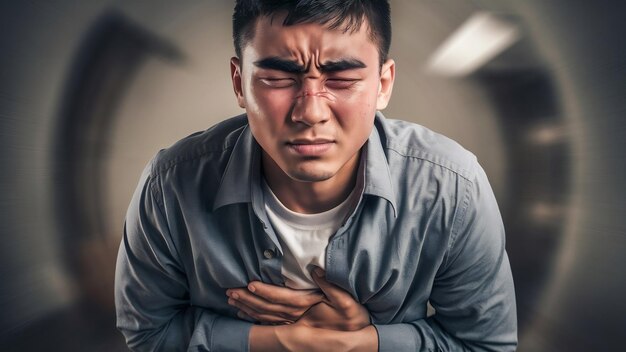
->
[115,1,517,351]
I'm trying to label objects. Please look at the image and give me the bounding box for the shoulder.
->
[147,114,248,177]
[376,115,479,181]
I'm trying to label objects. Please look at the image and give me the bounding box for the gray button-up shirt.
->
[115,113,517,351]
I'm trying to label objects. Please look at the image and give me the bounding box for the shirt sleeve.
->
[114,159,252,351]
[374,162,518,351]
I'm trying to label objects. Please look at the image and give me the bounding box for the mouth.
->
[286,139,335,156]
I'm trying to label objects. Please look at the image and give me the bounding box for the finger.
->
[247,281,324,308]
[228,288,300,318]
[230,298,294,324]
[311,267,355,309]
[236,310,256,323]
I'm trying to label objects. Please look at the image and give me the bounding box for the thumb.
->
[311,267,350,305]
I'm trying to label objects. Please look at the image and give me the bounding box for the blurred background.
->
[1,0,624,350]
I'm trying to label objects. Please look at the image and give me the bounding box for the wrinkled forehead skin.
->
[241,11,382,66]
[242,13,380,71]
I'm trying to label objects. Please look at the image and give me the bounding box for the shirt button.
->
[263,249,275,259]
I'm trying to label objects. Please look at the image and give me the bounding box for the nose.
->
[291,87,330,127]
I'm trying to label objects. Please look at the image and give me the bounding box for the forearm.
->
[373,253,517,351]
[374,315,517,352]
[116,231,253,351]
[250,324,378,352]
[374,318,466,352]
[373,256,517,352]
[118,304,253,352]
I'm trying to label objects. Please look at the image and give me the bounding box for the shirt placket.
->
[250,178,285,285]
[324,196,365,295]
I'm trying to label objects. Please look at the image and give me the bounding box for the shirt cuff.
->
[374,323,419,352]
[210,316,253,352]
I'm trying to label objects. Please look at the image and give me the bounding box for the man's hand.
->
[228,268,371,331]
[297,267,371,331]
[243,269,377,351]
[226,281,324,324]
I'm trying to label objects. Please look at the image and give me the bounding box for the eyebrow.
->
[253,57,366,74]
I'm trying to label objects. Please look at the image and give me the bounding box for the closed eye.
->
[260,78,296,88]
[325,79,359,89]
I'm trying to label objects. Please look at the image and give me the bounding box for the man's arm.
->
[373,164,517,352]
[229,269,378,351]
[249,323,378,352]
[231,164,517,352]
[114,162,251,351]
[248,272,377,352]
[228,268,370,331]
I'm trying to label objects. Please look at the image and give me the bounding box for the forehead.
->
[243,14,378,63]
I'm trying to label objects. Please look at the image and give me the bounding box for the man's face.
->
[231,15,394,184]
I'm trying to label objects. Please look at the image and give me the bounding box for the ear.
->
[376,59,395,110]
[230,57,246,109]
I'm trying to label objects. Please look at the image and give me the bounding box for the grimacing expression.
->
[231,15,395,184]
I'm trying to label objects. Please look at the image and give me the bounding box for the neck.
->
[262,152,361,214]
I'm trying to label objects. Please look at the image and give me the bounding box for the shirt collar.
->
[213,113,398,217]
[213,125,258,210]
[364,113,398,217]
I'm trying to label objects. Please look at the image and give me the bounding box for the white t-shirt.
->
[262,180,358,289]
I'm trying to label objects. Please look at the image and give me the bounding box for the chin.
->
[287,169,336,183]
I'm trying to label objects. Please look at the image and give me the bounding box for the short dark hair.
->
[232,0,391,66]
